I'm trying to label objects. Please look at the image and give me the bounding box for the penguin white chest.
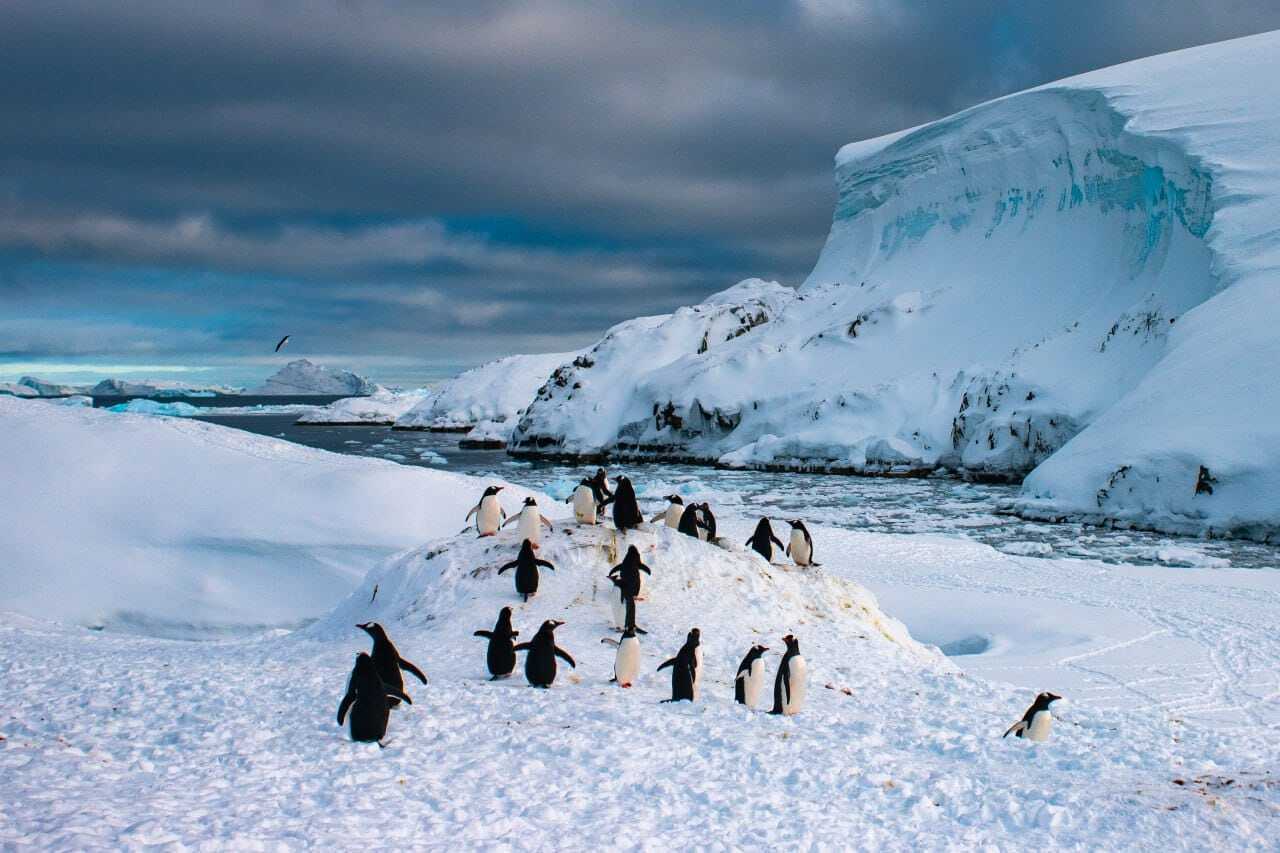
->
[614,638,641,687]
[783,656,807,714]
[742,659,765,709]
[517,508,541,545]
[609,588,628,628]
[572,486,597,524]
[664,505,682,528]
[476,496,503,535]
[789,530,811,566]
[1027,710,1053,742]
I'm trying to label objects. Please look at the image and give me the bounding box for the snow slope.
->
[0,395,547,634]
[297,387,433,425]
[395,350,578,432]
[251,359,377,396]
[507,32,1280,539]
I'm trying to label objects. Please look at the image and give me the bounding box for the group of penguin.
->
[338,466,1063,747]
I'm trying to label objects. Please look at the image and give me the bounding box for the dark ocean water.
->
[194,412,1280,570]
[92,394,351,408]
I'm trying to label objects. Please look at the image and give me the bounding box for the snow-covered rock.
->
[17,376,89,396]
[508,32,1280,539]
[90,378,243,396]
[458,419,510,448]
[296,387,432,425]
[508,279,794,457]
[395,350,578,431]
[0,395,547,634]
[251,359,377,396]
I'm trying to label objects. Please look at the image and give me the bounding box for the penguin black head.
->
[1034,691,1062,709]
[753,517,773,535]
[497,606,514,626]
[782,634,799,654]
[595,468,608,479]
[483,485,504,497]
[354,651,376,670]
[522,496,537,507]
[666,495,683,505]
[519,538,535,555]
[356,622,388,641]
[787,519,806,530]
[687,627,701,645]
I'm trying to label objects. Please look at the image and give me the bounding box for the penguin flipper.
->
[785,542,792,556]
[657,657,676,672]
[497,560,518,574]
[555,648,576,668]
[540,515,554,530]
[474,630,494,639]
[337,690,355,725]
[513,642,533,652]
[383,683,413,705]
[399,658,429,685]
[501,515,519,528]
[536,559,555,570]
[465,504,479,522]
[639,563,652,575]
[600,637,621,647]
[1003,721,1027,739]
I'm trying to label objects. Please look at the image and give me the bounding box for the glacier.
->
[509,31,1280,540]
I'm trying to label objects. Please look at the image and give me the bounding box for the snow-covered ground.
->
[296,387,433,425]
[251,359,378,396]
[395,350,577,432]
[508,32,1280,541]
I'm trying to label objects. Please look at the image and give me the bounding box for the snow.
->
[395,350,578,431]
[251,358,378,396]
[0,382,38,397]
[107,399,203,417]
[296,387,432,425]
[90,378,243,396]
[459,419,510,447]
[16,376,87,396]
[0,395,548,634]
[506,32,1280,539]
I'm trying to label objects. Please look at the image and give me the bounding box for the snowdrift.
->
[251,359,377,395]
[297,387,432,425]
[0,396,547,634]
[395,350,577,433]
[508,32,1280,539]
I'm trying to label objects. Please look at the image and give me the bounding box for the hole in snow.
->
[936,634,994,657]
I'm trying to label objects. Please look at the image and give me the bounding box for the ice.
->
[107,399,202,416]
[395,350,579,431]
[297,387,432,425]
[251,358,377,395]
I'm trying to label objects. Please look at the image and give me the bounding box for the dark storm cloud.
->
[2,0,1279,375]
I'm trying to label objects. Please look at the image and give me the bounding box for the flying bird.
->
[274,335,291,353]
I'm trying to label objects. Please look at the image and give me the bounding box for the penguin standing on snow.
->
[677,502,707,539]
[657,628,701,703]
[746,518,786,562]
[601,475,643,532]
[608,545,652,601]
[514,620,576,688]
[337,652,413,743]
[698,503,717,542]
[589,468,614,504]
[769,635,807,716]
[734,643,769,709]
[601,620,643,688]
[651,495,684,528]
[566,478,600,525]
[465,485,507,537]
[473,606,520,679]
[357,622,428,707]
[785,519,818,567]
[502,496,554,549]
[497,539,555,601]
[1003,692,1062,742]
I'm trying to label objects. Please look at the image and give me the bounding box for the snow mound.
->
[394,350,577,431]
[459,419,510,448]
[251,359,377,396]
[297,387,432,425]
[0,382,38,397]
[90,378,243,396]
[0,395,549,635]
[509,279,794,457]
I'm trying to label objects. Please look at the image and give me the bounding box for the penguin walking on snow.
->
[657,628,701,703]
[769,635,806,716]
[746,518,786,562]
[651,495,684,528]
[465,485,506,537]
[677,502,707,539]
[566,478,600,525]
[502,496,554,548]
[337,652,413,743]
[601,475,643,532]
[601,615,643,688]
[608,545,652,602]
[734,643,769,709]
[785,519,818,567]
[498,539,555,601]
[357,622,428,707]
[514,620,576,688]
[473,607,520,679]
[1003,692,1062,742]
[698,503,717,542]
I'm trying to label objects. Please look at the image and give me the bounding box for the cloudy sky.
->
[3,1,1279,385]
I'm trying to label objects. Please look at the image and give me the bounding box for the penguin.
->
[589,467,613,504]
[337,652,413,743]
[734,643,769,709]
[657,628,700,703]
[600,475,643,531]
[697,503,717,542]
[502,496,554,548]
[676,502,707,539]
[514,620,576,688]
[465,485,506,537]
[745,518,786,563]
[607,545,652,601]
[1003,692,1062,742]
[607,574,630,629]
[769,634,806,716]
[473,606,520,679]
[650,495,684,528]
[566,478,599,525]
[785,519,818,567]
[497,538,555,601]
[357,622,428,708]
[601,622,642,688]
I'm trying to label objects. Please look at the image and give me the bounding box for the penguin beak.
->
[355,622,369,630]
[1047,692,1062,702]
[552,620,565,627]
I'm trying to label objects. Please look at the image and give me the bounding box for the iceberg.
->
[250,359,377,396]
